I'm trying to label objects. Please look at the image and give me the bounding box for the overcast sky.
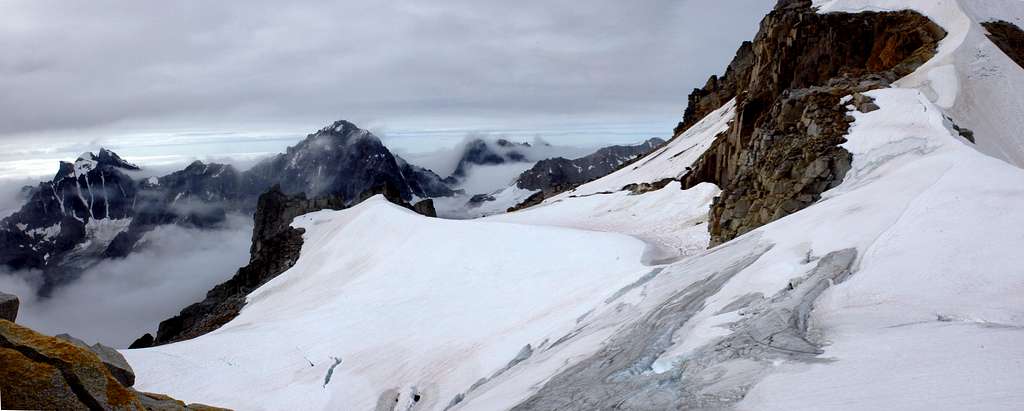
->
[0,0,774,175]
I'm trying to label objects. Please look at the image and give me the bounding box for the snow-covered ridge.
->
[122,3,1024,410]
[126,196,654,410]
[549,98,735,200]
[815,0,1024,168]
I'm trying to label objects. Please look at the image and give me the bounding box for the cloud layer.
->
[0,215,253,347]
[0,0,775,141]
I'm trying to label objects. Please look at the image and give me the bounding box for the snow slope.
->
[547,99,735,199]
[125,197,653,410]
[816,0,1024,168]
[488,182,719,265]
[124,3,1024,410]
[457,90,1024,411]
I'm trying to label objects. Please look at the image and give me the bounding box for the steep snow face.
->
[733,87,1024,410]
[458,91,1024,411]
[123,87,1024,410]
[489,181,720,264]
[815,0,1024,168]
[126,196,652,410]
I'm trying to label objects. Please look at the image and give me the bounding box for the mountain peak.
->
[320,119,361,135]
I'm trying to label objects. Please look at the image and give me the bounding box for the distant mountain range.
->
[0,120,661,294]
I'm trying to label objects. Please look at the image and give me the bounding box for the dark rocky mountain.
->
[516,138,665,195]
[674,0,945,245]
[0,121,457,295]
[243,120,440,202]
[396,156,458,198]
[449,138,535,180]
[0,149,145,294]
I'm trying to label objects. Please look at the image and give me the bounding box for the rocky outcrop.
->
[56,333,136,387]
[506,191,546,213]
[128,333,154,349]
[678,0,945,245]
[0,292,17,322]
[982,20,1024,70]
[0,320,227,410]
[412,199,438,218]
[516,138,665,195]
[147,183,429,346]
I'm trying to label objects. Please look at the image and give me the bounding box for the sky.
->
[0,0,775,178]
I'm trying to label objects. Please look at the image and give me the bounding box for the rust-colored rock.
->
[0,319,144,410]
[0,292,17,322]
[676,2,945,245]
[1,320,233,410]
[982,20,1024,70]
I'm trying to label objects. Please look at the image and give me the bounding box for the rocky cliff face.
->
[982,20,1024,70]
[516,138,665,195]
[677,0,945,245]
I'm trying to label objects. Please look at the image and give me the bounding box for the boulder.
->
[55,333,136,387]
[91,342,136,387]
[136,391,231,411]
[0,292,17,322]
[2,320,229,410]
[0,319,144,410]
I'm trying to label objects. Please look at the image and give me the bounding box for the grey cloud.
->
[0,0,774,138]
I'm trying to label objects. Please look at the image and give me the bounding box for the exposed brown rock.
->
[1,320,231,410]
[0,291,17,322]
[982,20,1024,70]
[0,319,144,410]
[677,2,945,245]
[507,191,546,213]
[136,391,231,411]
[622,178,676,195]
[413,199,437,217]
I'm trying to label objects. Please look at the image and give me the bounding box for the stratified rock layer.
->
[678,0,945,244]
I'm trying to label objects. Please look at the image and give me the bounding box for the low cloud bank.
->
[0,215,253,347]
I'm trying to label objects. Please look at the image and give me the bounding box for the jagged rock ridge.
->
[982,20,1024,70]
[516,138,665,195]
